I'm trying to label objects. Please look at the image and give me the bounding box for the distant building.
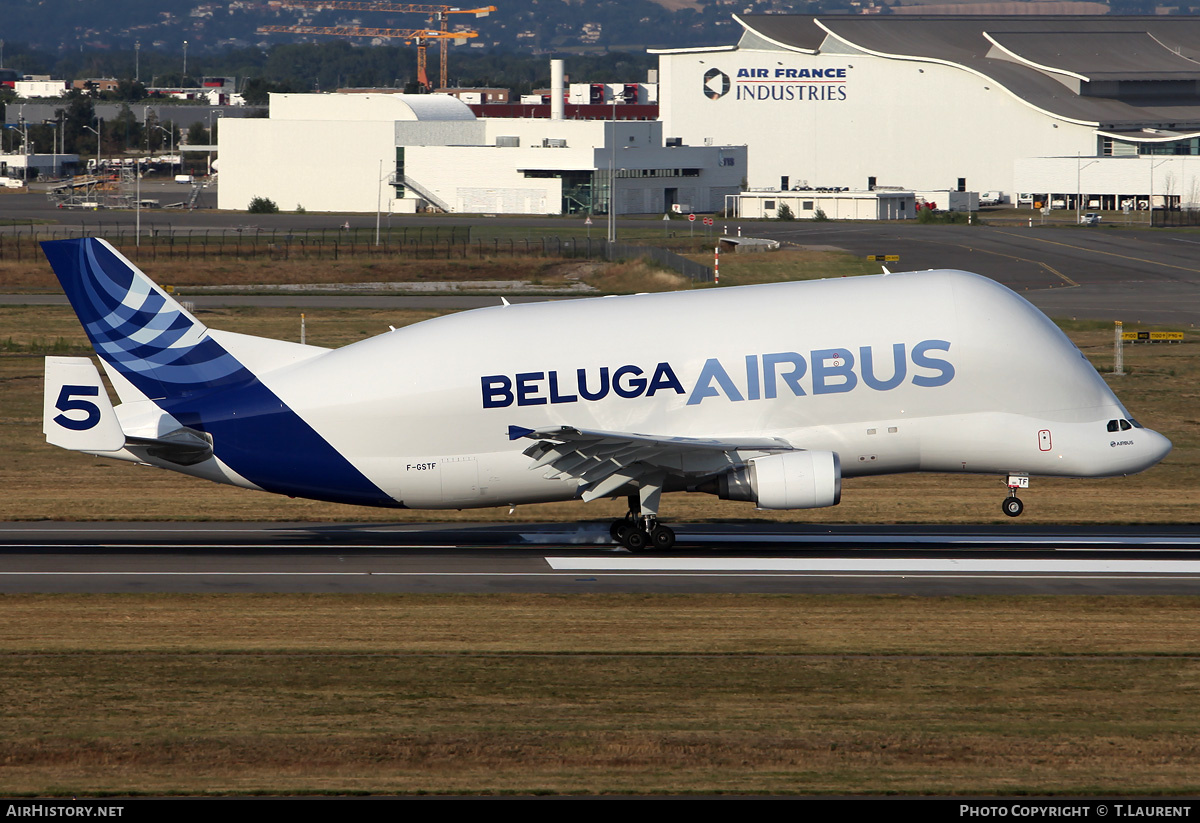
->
[14,77,68,98]
[655,14,1200,210]
[218,92,744,216]
[0,151,80,180]
[73,78,120,94]
[435,87,511,104]
[147,77,243,106]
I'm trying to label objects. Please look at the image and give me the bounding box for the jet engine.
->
[716,451,841,509]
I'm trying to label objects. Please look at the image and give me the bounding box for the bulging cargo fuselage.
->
[248,269,1168,508]
[40,237,1169,530]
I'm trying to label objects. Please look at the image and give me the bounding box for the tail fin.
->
[40,238,251,401]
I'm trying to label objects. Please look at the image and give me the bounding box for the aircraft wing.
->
[513,425,793,502]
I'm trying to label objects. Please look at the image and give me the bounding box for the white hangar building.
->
[655,15,1200,209]
[217,92,745,215]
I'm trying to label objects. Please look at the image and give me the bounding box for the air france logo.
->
[728,65,850,103]
[481,340,954,409]
[703,68,730,100]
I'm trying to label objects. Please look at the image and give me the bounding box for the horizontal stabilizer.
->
[43,356,125,452]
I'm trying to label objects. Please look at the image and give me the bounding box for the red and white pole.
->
[714,246,719,285]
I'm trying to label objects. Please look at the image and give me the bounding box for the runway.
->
[3,522,1200,594]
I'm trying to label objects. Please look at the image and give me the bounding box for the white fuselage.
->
[212,269,1169,509]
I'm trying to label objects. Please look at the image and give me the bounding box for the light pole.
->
[1076,154,1097,224]
[1150,157,1170,226]
[206,110,221,177]
[135,105,150,245]
[157,123,175,175]
[83,120,101,177]
[135,40,140,83]
[182,40,188,85]
[43,118,58,179]
[607,90,620,246]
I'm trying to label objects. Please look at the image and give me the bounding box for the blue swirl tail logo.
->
[40,238,251,401]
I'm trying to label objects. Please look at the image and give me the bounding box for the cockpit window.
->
[1119,419,1132,431]
[1107,420,1120,432]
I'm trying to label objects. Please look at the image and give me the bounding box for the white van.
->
[174,174,195,184]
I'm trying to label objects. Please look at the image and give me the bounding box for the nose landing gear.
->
[1003,473,1029,517]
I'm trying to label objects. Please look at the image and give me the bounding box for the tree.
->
[247,196,279,214]
[57,90,96,156]
[111,104,142,153]
[186,122,209,146]
[242,77,300,106]
[776,202,795,221]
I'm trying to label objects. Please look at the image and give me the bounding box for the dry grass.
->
[0,256,592,293]
[3,594,1200,795]
[692,247,884,287]
[583,258,691,293]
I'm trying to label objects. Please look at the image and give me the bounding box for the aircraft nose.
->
[1144,429,1173,467]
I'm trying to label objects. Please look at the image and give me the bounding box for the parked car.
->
[1081,212,1102,226]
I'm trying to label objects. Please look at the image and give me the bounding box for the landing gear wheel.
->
[1002,496,1024,517]
[610,519,630,542]
[650,525,676,551]
[622,528,649,551]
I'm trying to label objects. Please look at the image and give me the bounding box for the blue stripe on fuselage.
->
[161,380,401,508]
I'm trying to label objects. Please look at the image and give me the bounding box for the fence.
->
[1152,209,1200,228]
[0,226,714,282]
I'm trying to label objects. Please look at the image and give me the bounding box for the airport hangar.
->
[655,14,1200,213]
[216,89,745,216]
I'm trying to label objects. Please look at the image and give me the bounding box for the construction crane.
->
[260,2,496,91]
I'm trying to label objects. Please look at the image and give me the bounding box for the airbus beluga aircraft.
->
[41,238,1170,551]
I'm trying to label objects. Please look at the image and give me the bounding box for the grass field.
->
[3,594,1200,796]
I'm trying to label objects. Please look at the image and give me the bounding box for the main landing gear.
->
[609,485,676,551]
[1003,473,1029,517]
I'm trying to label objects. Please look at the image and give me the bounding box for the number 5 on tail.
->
[43,357,125,452]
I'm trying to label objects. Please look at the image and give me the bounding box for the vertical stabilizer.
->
[40,237,398,507]
[40,238,252,401]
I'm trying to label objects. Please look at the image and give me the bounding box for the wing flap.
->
[517,425,794,501]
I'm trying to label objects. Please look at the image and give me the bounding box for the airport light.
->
[82,120,101,176]
[156,123,175,174]
[1076,155,1097,225]
[1149,157,1170,224]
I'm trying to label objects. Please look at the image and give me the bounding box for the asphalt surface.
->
[3,187,1199,323]
[4,522,1200,594]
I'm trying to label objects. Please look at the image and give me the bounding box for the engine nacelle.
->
[717,451,842,510]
